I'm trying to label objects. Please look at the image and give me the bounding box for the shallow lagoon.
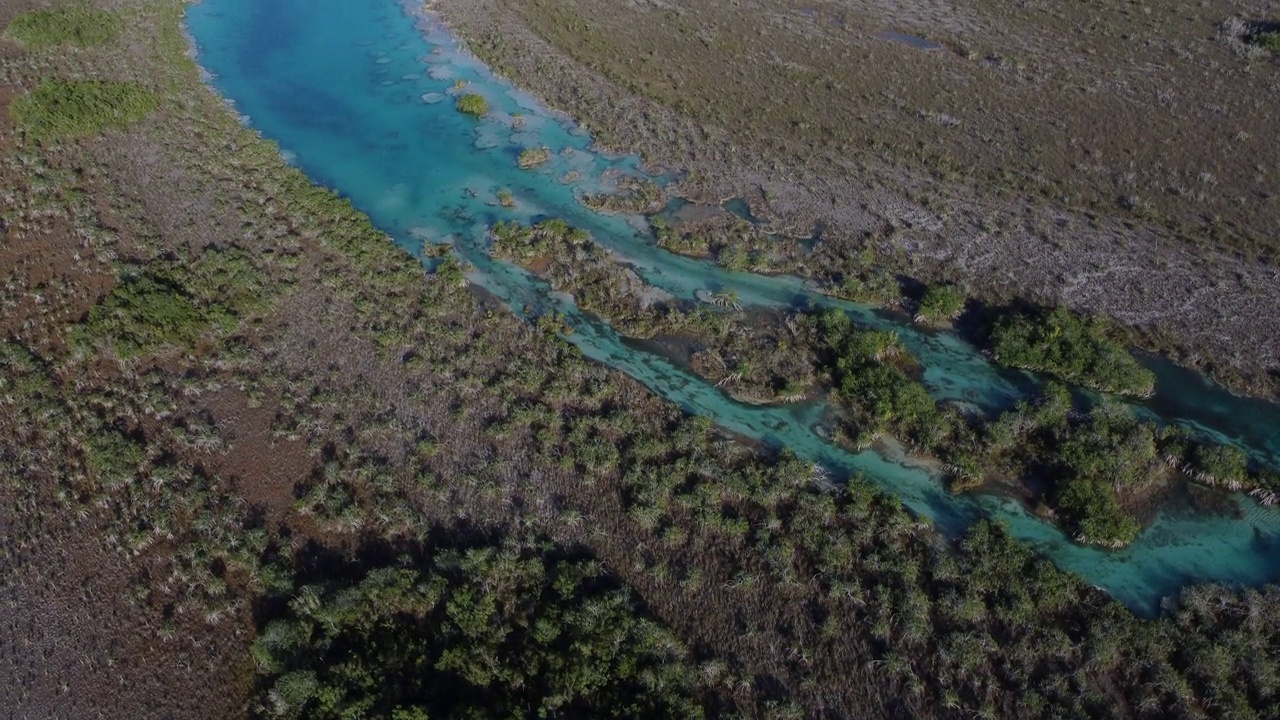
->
[187,0,1280,614]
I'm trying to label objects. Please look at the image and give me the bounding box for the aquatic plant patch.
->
[455,92,489,116]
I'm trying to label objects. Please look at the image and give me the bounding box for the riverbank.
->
[431,0,1280,401]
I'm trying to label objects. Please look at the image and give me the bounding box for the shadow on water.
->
[1136,352,1280,469]
[185,0,1280,614]
[720,197,759,225]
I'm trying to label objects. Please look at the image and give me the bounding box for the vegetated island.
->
[2,3,1280,720]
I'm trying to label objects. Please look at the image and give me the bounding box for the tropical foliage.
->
[250,538,705,720]
[989,306,1156,396]
[78,274,222,357]
[811,309,953,450]
[916,283,965,325]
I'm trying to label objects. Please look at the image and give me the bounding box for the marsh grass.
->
[76,272,230,358]
[3,7,123,48]
[11,79,159,140]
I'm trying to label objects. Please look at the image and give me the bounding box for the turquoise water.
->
[186,0,1280,614]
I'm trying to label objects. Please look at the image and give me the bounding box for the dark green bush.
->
[813,309,952,450]
[1255,31,1280,52]
[917,284,965,324]
[990,306,1155,396]
[1190,444,1250,486]
[250,543,705,719]
[80,273,229,357]
[983,388,1155,546]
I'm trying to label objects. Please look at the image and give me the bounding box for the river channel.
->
[186,0,1280,614]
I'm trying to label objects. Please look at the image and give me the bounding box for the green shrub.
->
[917,284,965,324]
[79,273,228,357]
[434,256,467,288]
[1056,475,1142,547]
[716,244,750,272]
[489,218,588,260]
[251,543,705,719]
[1190,444,1250,486]
[1047,404,1156,546]
[11,79,159,140]
[3,8,123,48]
[835,271,899,304]
[85,428,145,483]
[989,306,1155,396]
[455,93,489,117]
[813,309,952,450]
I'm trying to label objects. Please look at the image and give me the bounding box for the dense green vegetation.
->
[810,309,955,451]
[806,244,902,305]
[989,306,1156,397]
[10,79,159,140]
[250,535,705,719]
[455,92,489,116]
[76,249,262,358]
[491,217,685,340]
[648,214,805,275]
[2,6,123,48]
[963,383,1280,545]
[980,386,1152,545]
[916,284,965,325]
[490,217,589,259]
[79,274,218,357]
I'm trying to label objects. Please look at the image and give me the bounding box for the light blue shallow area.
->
[186,0,1280,614]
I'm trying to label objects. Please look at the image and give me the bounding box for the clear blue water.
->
[186,0,1280,614]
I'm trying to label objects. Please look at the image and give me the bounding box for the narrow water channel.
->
[186,0,1280,614]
